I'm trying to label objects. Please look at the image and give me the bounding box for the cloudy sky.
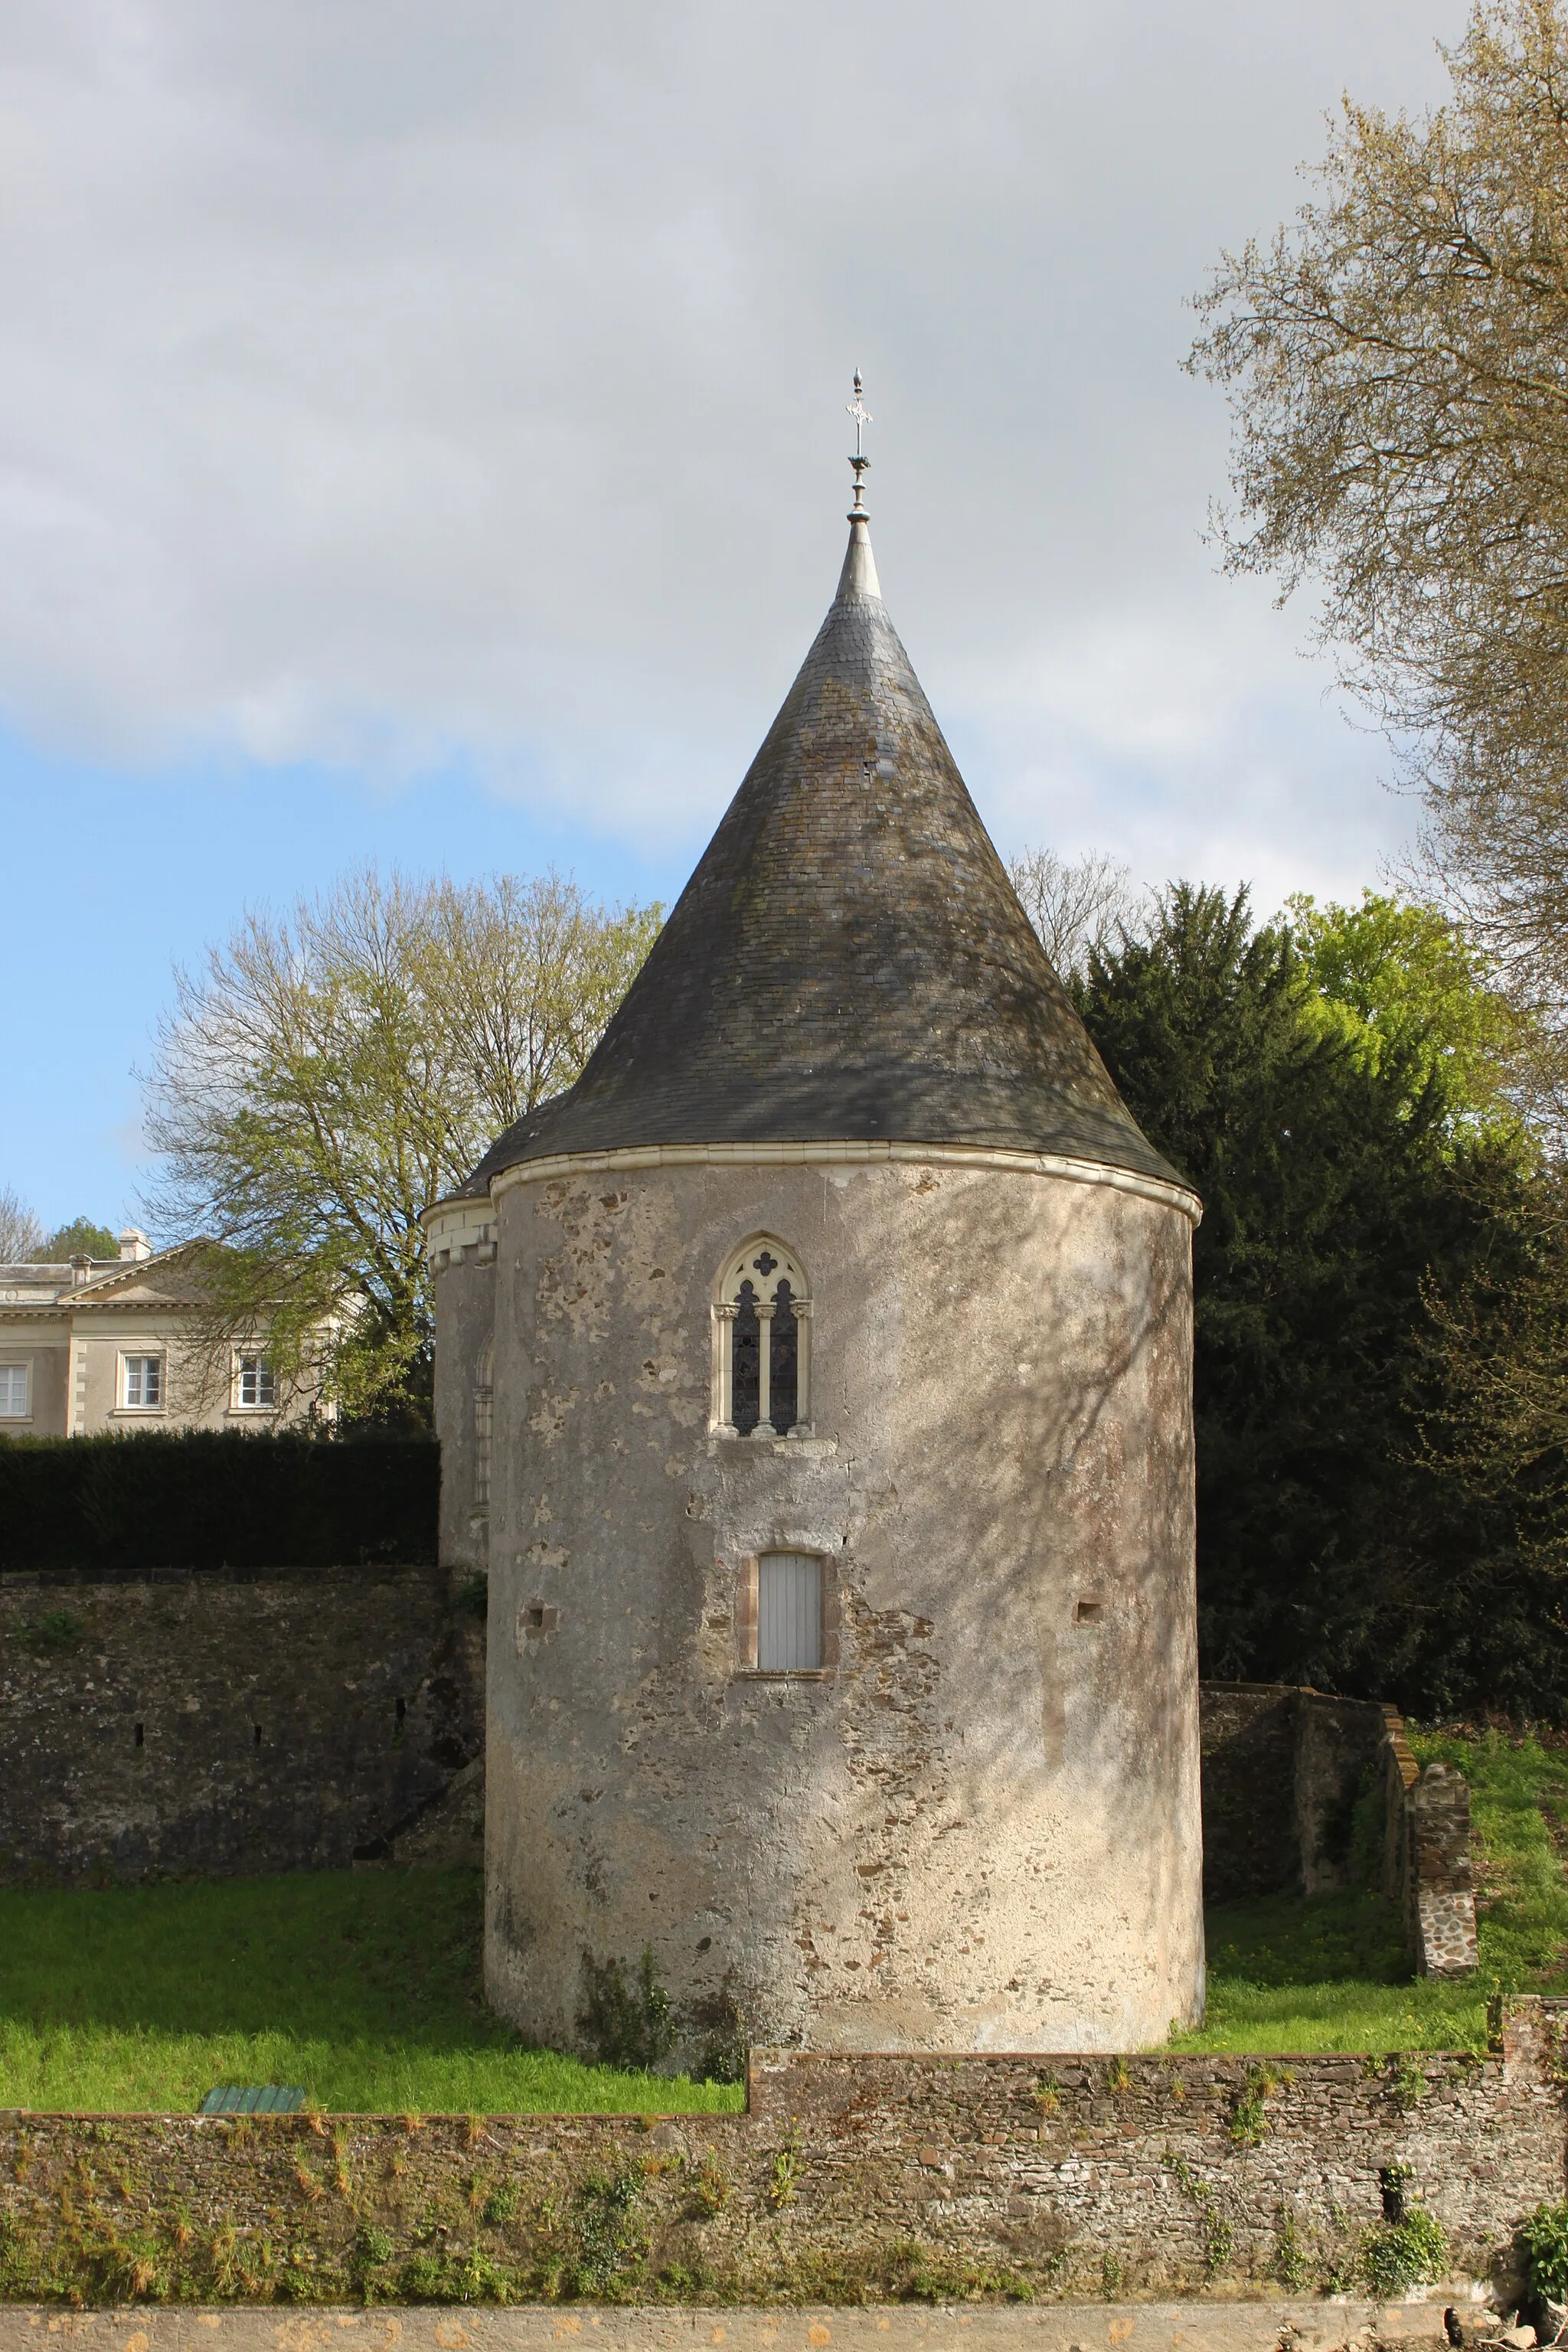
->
[3,0,1467,1232]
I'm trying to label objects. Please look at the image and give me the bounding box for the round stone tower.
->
[428,469,1204,2060]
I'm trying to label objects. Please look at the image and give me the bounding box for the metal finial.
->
[846,369,872,515]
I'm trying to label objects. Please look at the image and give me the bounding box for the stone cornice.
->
[483,1138,1201,1225]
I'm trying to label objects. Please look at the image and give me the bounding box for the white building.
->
[0,1230,316,1438]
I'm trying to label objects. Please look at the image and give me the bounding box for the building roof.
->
[0,1242,210,1318]
[466,511,1185,1198]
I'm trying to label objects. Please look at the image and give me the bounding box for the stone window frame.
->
[710,1233,813,1437]
[733,1549,839,1680]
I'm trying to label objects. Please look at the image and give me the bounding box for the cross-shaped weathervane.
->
[846,370,872,511]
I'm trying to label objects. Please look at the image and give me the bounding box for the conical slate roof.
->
[469,514,1183,1195]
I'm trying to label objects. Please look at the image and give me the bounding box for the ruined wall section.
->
[485,1155,1204,2063]
[1200,1684,1477,1980]
[0,1567,483,1882]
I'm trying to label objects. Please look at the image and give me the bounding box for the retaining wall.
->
[0,2001,1560,2307]
[0,1567,484,1883]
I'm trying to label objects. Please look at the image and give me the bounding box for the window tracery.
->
[711,1236,811,1436]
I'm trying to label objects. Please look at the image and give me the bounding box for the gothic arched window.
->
[711,1236,812,1436]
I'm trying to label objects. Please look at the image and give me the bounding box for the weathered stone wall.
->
[1197,1684,1302,1900]
[1199,1685,1477,1978]
[485,1155,1204,2063]
[429,1210,498,1577]
[1199,1684,1390,1900]
[1,2001,1560,2307]
[0,1567,483,1882]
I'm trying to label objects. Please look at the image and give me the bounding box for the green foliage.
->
[1521,2199,1568,2302]
[1289,891,1529,1144]
[15,1609,86,1655]
[0,1870,740,2115]
[685,2151,729,2220]
[575,1948,675,2073]
[143,867,662,1426]
[1273,2211,1309,2291]
[1361,2207,1446,2298]
[1202,2213,1235,2275]
[688,1971,749,2086]
[567,2163,647,2293]
[1385,2052,1428,2110]
[41,1218,120,1262]
[1076,881,1566,1715]
[1227,2065,1280,2146]
[0,1429,436,1570]
[766,2130,803,2211]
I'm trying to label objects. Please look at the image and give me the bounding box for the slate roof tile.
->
[466,518,1184,1198]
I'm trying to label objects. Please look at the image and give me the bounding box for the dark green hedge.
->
[0,1432,438,1571]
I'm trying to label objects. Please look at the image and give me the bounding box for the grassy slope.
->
[1170,1726,1568,2053]
[0,1868,742,2114]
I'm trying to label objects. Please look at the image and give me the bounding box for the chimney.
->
[118,1228,153,1263]
[70,1255,92,1288]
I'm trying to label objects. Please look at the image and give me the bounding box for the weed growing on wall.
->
[565,2162,648,2294]
[686,2152,729,2220]
[1228,2066,1289,2146]
[1272,2211,1309,2291]
[691,1979,749,2087]
[1361,2207,1447,2297]
[576,1949,675,2073]
[1385,2053,1428,2111]
[16,1610,86,1655]
[766,2128,803,2211]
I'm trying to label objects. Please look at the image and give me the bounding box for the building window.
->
[0,1362,29,1418]
[235,1353,276,1410]
[711,1236,812,1436]
[122,1354,163,1410]
[756,1551,823,1671]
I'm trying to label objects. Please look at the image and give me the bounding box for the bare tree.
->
[1190,0,1568,1057]
[0,1186,44,1264]
[142,865,661,1423]
[1007,847,1137,978]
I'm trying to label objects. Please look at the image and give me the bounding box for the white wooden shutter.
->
[757,1551,822,1670]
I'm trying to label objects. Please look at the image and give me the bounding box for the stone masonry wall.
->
[1,2001,1561,2307]
[0,1567,484,1883]
[1200,1684,1477,1979]
[1383,1729,1480,1981]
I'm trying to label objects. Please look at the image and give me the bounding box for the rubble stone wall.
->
[0,1566,484,1883]
[0,2002,1560,2307]
[1200,1684,1478,1978]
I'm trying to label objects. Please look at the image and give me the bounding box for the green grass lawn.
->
[0,1867,743,2115]
[1169,1725,1568,2054]
[5,1729,1567,2107]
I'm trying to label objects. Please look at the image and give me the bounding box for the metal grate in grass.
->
[199,2085,305,2115]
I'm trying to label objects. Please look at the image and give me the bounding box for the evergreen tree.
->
[1076,884,1564,1715]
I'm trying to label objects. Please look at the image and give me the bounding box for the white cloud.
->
[0,0,1467,892]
